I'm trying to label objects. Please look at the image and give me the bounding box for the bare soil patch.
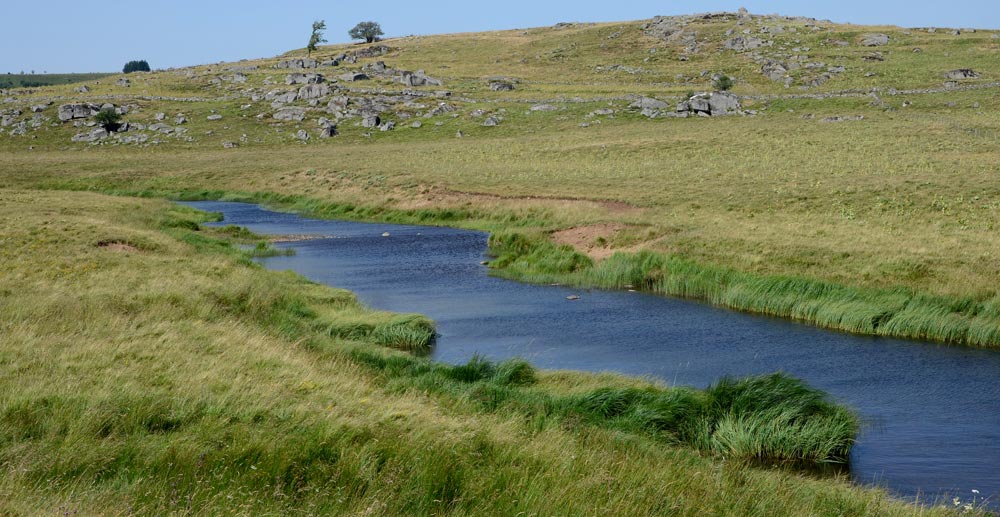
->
[552,223,629,261]
[96,240,141,253]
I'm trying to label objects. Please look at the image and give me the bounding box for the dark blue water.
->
[188,201,1000,509]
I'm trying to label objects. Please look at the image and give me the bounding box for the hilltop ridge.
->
[1,10,997,147]
[1,10,999,347]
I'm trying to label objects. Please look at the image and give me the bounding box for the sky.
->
[2,1,997,73]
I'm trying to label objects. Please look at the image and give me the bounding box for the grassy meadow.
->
[0,189,944,514]
[0,72,111,89]
[1,11,999,513]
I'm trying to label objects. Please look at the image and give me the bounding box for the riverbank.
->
[55,184,998,349]
[0,189,954,514]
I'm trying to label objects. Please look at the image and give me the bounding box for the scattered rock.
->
[71,128,108,142]
[296,129,310,141]
[361,114,381,128]
[148,123,174,134]
[273,107,306,121]
[275,58,317,69]
[269,90,298,107]
[1,109,21,127]
[590,108,615,116]
[353,45,390,59]
[319,124,337,137]
[297,83,330,100]
[30,103,51,113]
[174,115,188,125]
[207,114,223,121]
[630,97,670,111]
[339,72,369,82]
[860,33,890,46]
[8,121,27,136]
[222,141,239,148]
[116,78,130,87]
[155,112,166,121]
[410,120,423,128]
[455,130,464,138]
[74,85,90,93]
[400,70,442,87]
[530,104,558,112]
[489,81,515,91]
[943,69,980,80]
[378,121,396,131]
[819,115,865,123]
[762,60,788,81]
[483,116,500,127]
[286,73,324,85]
[677,92,741,116]
[58,103,99,122]
[725,36,769,51]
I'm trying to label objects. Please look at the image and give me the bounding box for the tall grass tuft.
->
[487,234,1000,348]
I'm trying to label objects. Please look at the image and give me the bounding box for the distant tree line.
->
[122,60,151,73]
[0,79,46,88]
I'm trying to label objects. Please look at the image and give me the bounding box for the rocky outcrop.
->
[286,73,324,85]
[273,107,306,121]
[275,58,317,69]
[489,82,515,92]
[71,128,108,142]
[677,92,741,116]
[860,33,890,46]
[762,60,788,81]
[340,72,369,82]
[297,83,330,100]
[629,97,671,117]
[58,103,100,121]
[725,36,769,51]
[352,45,390,59]
[943,69,980,80]
[400,70,442,87]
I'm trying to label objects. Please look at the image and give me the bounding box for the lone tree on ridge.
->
[307,20,327,56]
[349,21,384,43]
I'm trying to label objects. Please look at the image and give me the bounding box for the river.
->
[187,201,1000,509]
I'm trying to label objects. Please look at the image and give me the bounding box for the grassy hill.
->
[1,11,998,513]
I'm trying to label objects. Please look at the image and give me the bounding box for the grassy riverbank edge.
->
[5,189,960,514]
[86,185,1000,350]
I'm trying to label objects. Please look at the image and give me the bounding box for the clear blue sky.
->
[3,1,996,73]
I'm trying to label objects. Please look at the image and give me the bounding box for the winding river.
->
[188,201,1000,509]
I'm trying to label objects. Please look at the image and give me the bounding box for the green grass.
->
[1,13,999,512]
[0,189,950,515]
[0,72,111,88]
[488,233,1000,346]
